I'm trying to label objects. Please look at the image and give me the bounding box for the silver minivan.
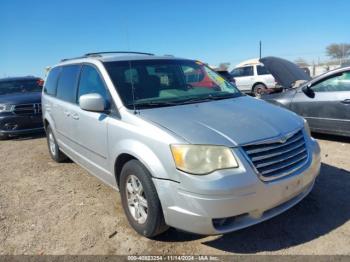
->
[42,52,321,237]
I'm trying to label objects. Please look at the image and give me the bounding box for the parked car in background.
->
[213,69,237,87]
[260,57,311,90]
[42,51,321,238]
[262,57,350,137]
[230,58,276,96]
[300,67,311,77]
[0,76,44,140]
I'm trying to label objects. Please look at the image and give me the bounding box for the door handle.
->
[341,99,350,104]
[71,113,79,120]
[64,111,71,117]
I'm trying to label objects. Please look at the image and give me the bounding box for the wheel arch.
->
[114,153,136,188]
[252,82,267,91]
[43,118,49,131]
[112,139,175,189]
[43,115,55,134]
[42,109,56,131]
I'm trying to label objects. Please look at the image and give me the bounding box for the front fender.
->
[110,139,179,182]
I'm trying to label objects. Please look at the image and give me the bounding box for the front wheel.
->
[120,160,169,238]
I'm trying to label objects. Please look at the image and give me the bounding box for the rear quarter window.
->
[56,65,81,103]
[44,67,61,96]
[257,65,270,75]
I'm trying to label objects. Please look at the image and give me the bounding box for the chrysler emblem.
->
[279,136,288,143]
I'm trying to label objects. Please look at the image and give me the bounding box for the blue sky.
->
[1,0,349,77]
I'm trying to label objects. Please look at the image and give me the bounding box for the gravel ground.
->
[0,133,349,255]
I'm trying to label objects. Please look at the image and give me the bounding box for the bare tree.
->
[294,58,309,67]
[218,63,230,70]
[326,43,350,60]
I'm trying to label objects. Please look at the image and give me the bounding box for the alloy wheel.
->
[125,175,148,224]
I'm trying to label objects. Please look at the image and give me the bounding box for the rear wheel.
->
[253,84,267,98]
[120,160,169,238]
[46,125,67,163]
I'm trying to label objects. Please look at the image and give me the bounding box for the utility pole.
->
[259,41,262,59]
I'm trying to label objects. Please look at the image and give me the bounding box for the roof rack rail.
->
[60,56,86,62]
[60,51,154,62]
[85,51,155,57]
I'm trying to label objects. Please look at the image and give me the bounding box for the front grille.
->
[14,103,41,115]
[242,130,308,181]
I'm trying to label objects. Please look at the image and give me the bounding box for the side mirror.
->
[79,93,106,112]
[302,84,315,98]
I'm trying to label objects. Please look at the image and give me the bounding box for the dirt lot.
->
[0,133,349,255]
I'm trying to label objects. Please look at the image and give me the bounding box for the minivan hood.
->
[138,96,303,147]
[0,92,41,104]
[260,56,311,88]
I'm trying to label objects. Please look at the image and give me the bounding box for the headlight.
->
[303,118,311,137]
[0,104,15,113]
[170,144,238,175]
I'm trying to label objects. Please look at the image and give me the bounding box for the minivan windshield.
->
[104,59,241,109]
[0,79,43,95]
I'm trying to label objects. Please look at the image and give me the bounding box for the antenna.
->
[85,51,154,57]
[123,18,138,114]
[259,40,262,59]
[128,60,137,114]
[60,51,154,62]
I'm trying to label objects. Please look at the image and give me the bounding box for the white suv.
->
[231,61,276,96]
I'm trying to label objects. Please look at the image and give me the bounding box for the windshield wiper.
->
[130,101,179,108]
[129,93,241,108]
[209,93,241,99]
[173,93,240,104]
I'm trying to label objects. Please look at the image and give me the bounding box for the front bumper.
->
[0,114,44,136]
[153,138,321,235]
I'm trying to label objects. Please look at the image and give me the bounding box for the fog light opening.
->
[212,213,248,230]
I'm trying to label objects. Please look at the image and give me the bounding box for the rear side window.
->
[241,66,254,76]
[257,65,270,75]
[77,65,107,100]
[56,65,81,103]
[44,67,61,96]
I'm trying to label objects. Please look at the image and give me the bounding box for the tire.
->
[253,84,267,98]
[46,125,67,163]
[0,134,8,140]
[120,160,169,238]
